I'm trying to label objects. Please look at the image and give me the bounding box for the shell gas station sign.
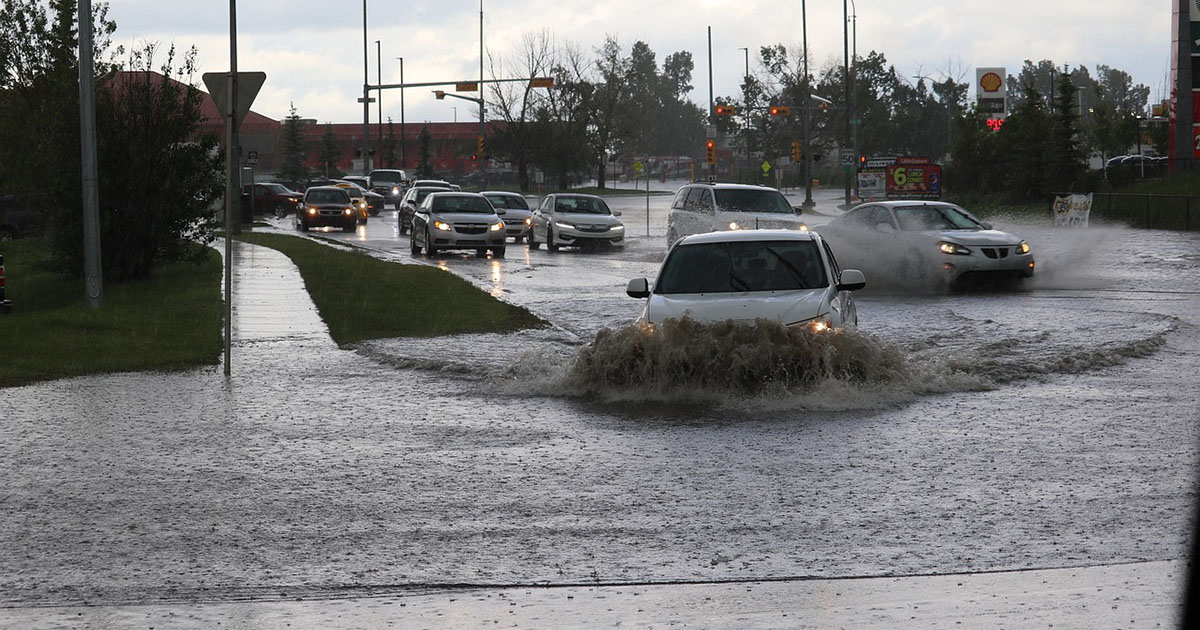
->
[976,67,1007,118]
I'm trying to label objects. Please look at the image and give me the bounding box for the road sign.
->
[357,96,376,104]
[761,160,771,175]
[529,77,555,88]
[840,150,854,165]
[202,71,266,128]
[633,160,644,175]
[456,81,479,92]
[246,150,259,165]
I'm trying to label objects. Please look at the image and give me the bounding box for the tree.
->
[416,125,435,178]
[1047,69,1086,189]
[998,78,1052,196]
[276,104,309,183]
[486,30,555,192]
[318,123,342,178]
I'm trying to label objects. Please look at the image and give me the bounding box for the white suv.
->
[666,182,808,247]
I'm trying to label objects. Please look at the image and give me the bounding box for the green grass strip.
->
[235,232,546,345]
[0,239,223,388]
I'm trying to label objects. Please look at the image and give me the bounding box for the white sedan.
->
[529,193,624,251]
[817,200,1034,291]
[625,230,866,333]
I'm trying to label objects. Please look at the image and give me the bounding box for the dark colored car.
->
[242,182,302,218]
[296,186,357,232]
[367,169,408,209]
[0,194,42,241]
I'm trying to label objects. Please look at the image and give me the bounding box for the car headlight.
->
[728,221,741,230]
[789,314,832,334]
[555,221,575,230]
[433,220,452,231]
[307,206,318,215]
[938,241,971,255]
[797,222,809,232]
[490,221,504,232]
[524,217,532,226]
[611,224,624,231]
[1016,240,1031,255]
[343,208,354,216]
[392,186,401,195]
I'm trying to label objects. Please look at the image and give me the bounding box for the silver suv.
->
[666,182,808,247]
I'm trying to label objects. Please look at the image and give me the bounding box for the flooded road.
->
[1,190,1197,620]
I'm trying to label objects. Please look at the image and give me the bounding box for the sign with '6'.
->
[886,164,942,199]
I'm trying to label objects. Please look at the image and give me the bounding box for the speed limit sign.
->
[840,150,854,165]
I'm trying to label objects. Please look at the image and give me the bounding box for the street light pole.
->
[361,0,370,174]
[479,0,485,172]
[801,0,813,210]
[376,39,382,166]
[397,56,405,168]
[842,0,851,210]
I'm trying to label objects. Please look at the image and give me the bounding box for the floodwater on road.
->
[1,193,1197,617]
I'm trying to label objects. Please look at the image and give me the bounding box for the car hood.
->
[645,288,828,326]
[431,211,501,223]
[714,211,807,229]
[557,212,622,226]
[306,202,352,210]
[929,228,1021,245]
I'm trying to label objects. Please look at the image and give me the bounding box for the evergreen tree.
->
[276,104,309,183]
[1047,69,1085,189]
[416,125,436,178]
[318,123,342,178]
[997,79,1051,197]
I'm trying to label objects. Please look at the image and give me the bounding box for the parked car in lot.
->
[397,185,452,235]
[0,194,41,241]
[296,186,357,232]
[367,169,408,208]
[410,192,507,258]
[626,229,865,332]
[528,193,624,251]
[666,182,808,247]
[242,182,302,218]
[481,191,533,242]
[816,200,1034,291]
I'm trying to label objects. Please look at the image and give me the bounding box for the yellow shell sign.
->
[979,72,1003,93]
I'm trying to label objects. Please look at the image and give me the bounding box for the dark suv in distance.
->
[367,169,408,209]
[297,186,357,232]
[0,194,42,241]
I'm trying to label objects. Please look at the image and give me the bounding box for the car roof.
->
[680,182,781,191]
[480,190,523,196]
[855,200,960,209]
[305,186,348,194]
[549,192,602,199]
[676,229,819,246]
[428,191,485,198]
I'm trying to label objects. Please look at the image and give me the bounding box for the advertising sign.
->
[885,163,941,198]
[976,67,1007,118]
[1052,193,1092,228]
[857,170,886,199]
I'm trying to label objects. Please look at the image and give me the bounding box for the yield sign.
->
[203,71,266,128]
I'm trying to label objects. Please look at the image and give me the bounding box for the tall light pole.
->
[842,0,851,210]
[478,0,485,172]
[78,0,102,309]
[849,0,857,201]
[801,0,813,210]
[361,0,370,174]
[397,56,406,167]
[375,39,382,165]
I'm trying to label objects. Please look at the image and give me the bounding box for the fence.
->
[1053,192,1200,231]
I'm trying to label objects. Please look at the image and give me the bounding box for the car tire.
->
[476,248,487,258]
[493,247,506,259]
[273,203,287,219]
[426,229,438,256]
[528,228,539,250]
[410,233,421,256]
[546,227,558,252]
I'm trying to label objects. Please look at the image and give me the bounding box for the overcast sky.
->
[103,0,1170,125]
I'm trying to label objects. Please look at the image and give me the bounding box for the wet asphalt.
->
[1,183,1197,629]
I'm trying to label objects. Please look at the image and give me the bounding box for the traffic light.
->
[769,105,791,116]
[434,90,446,100]
[470,154,478,161]
[477,135,486,155]
[705,139,716,165]
[791,141,802,162]
[714,105,737,116]
[858,155,867,167]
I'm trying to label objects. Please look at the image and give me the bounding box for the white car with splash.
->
[625,230,866,333]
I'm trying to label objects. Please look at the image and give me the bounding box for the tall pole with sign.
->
[801,0,813,210]
[225,0,238,374]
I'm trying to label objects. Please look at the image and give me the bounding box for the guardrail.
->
[1052,192,1199,231]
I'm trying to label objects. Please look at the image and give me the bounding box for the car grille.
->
[576,224,609,233]
[455,223,489,235]
[980,247,1011,259]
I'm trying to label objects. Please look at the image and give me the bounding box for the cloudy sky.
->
[103,0,1170,125]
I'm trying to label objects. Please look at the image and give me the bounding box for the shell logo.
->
[979,72,1003,93]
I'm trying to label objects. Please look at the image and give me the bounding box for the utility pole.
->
[376,40,382,165]
[801,0,814,210]
[78,0,103,308]
[361,0,370,174]
[842,0,851,210]
[397,57,406,167]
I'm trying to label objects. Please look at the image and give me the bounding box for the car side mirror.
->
[981,221,993,230]
[793,206,804,215]
[837,268,867,291]
[614,210,623,216]
[495,209,507,215]
[626,277,651,298]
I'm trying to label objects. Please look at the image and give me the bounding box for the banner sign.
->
[857,170,886,199]
[1052,193,1092,227]
[886,163,942,198]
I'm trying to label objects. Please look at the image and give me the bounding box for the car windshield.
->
[370,171,403,184]
[656,240,827,294]
[894,205,983,231]
[713,189,793,214]
[554,196,610,214]
[432,195,494,213]
[265,183,294,194]
[339,186,364,198]
[484,194,529,210]
[307,189,349,204]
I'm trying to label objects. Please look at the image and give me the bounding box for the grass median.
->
[234,232,546,345]
[0,233,545,388]
[0,238,223,388]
